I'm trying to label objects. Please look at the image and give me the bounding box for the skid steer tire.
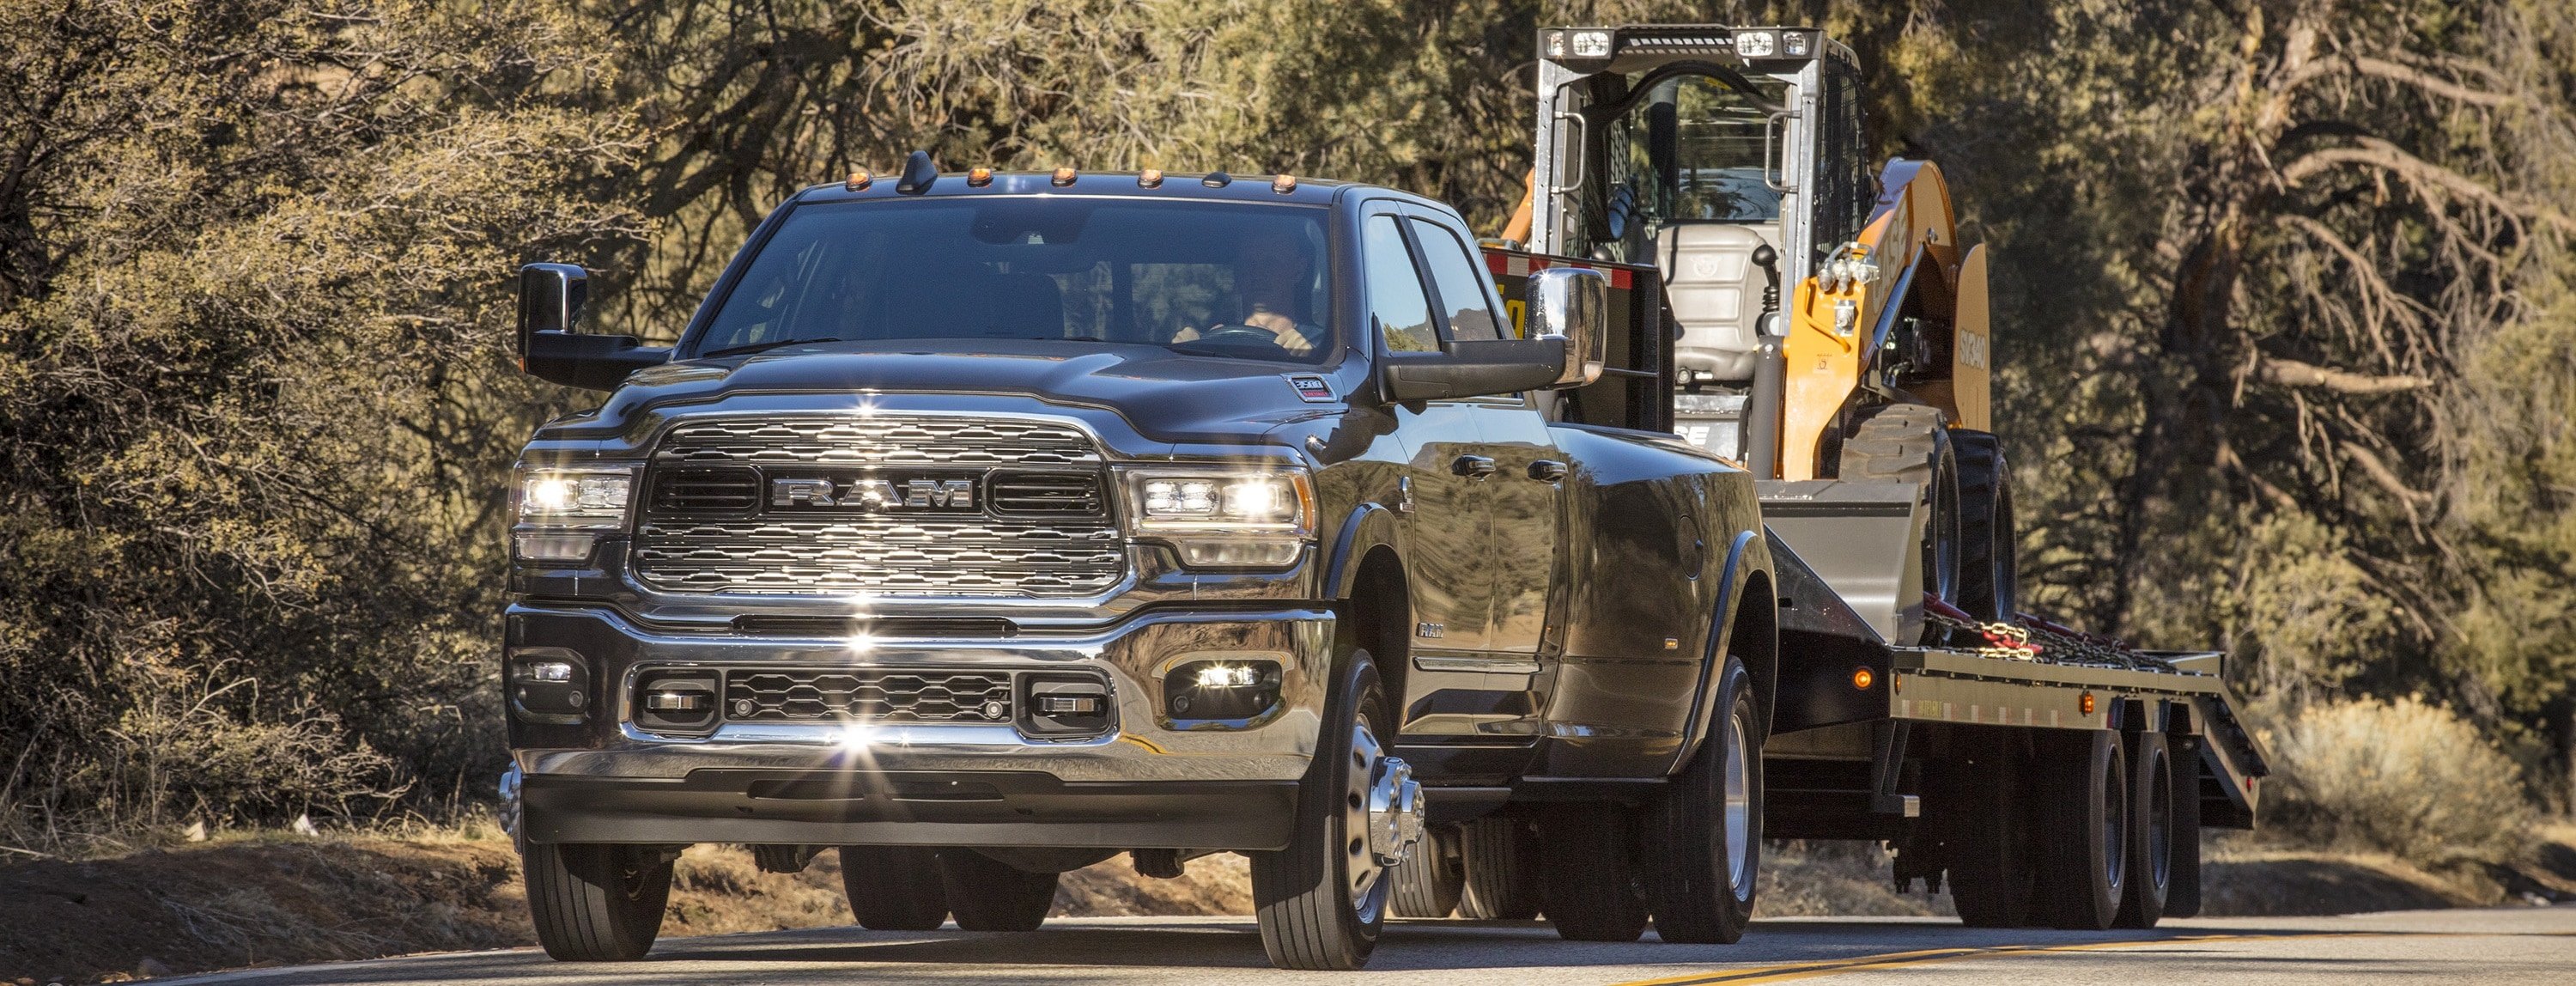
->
[840,845,950,931]
[1251,648,1399,970]
[2038,731,2129,930]
[1456,818,1542,920]
[1951,429,2019,624]
[1641,654,1764,944]
[1391,825,1467,917]
[1839,403,1963,639]
[2115,734,2174,928]
[524,842,672,961]
[938,849,1060,932]
[1936,728,2038,928]
[1539,805,1649,942]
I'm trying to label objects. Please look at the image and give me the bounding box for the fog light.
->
[1020,674,1113,739]
[1166,659,1283,724]
[633,670,719,735]
[519,660,575,683]
[508,650,589,724]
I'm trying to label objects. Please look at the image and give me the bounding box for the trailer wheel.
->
[1950,429,2019,624]
[2037,731,2129,929]
[1642,654,1764,944]
[839,845,950,930]
[1391,825,1467,917]
[1839,403,1963,638]
[1455,818,1542,919]
[1937,730,2038,928]
[2166,736,2205,917]
[2115,734,2174,928]
[1252,648,1411,970]
[1539,805,1649,941]
[523,842,672,961]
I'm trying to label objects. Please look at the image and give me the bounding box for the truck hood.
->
[598,340,1354,446]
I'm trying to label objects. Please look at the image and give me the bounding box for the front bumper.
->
[506,603,1334,850]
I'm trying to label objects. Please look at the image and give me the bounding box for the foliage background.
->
[1,0,2571,846]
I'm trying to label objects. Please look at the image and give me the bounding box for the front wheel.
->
[1251,648,1422,970]
[1642,654,1764,944]
[523,842,672,961]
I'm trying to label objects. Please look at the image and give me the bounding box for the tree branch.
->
[2256,355,2433,394]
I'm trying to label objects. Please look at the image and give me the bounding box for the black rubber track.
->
[1390,825,1466,917]
[938,848,1060,932]
[1455,817,1542,920]
[1540,804,1649,941]
[523,842,671,961]
[840,845,951,931]
[1251,649,1389,970]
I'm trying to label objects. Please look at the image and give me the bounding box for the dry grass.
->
[2261,697,2536,871]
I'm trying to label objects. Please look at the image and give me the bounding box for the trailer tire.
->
[2166,737,2205,917]
[937,849,1060,932]
[1391,825,1467,917]
[1839,403,1963,638]
[2115,734,2174,928]
[839,846,951,931]
[1539,805,1649,941]
[1456,818,1542,919]
[2038,731,2129,930]
[1252,648,1400,970]
[1950,429,2019,624]
[1938,729,2038,928]
[1642,654,1764,944]
[523,842,672,961]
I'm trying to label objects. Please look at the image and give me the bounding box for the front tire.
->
[840,845,950,931]
[1252,648,1413,970]
[523,842,672,962]
[1642,654,1764,944]
[939,849,1060,932]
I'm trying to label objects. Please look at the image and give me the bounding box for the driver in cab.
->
[1173,231,1324,356]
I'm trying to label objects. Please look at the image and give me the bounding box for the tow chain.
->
[1922,595,2172,672]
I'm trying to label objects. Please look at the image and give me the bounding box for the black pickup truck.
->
[500,159,1779,969]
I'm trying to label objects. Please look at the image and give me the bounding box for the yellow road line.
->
[1604,931,2395,986]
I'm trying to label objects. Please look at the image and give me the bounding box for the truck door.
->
[1403,211,1564,660]
[1361,208,1495,659]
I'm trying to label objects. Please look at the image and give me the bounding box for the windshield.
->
[690,197,1334,363]
[1611,73,1788,224]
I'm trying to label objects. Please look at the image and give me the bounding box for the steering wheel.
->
[1197,324,1284,345]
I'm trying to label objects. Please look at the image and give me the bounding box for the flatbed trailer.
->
[1489,243,2266,925]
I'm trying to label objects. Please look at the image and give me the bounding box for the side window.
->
[1364,215,1440,352]
[1408,219,1504,342]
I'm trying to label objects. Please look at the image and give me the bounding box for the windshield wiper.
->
[701,337,841,359]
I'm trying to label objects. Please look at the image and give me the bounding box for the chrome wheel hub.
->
[1343,717,1423,921]
[1366,753,1425,867]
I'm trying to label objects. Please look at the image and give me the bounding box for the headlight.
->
[1121,467,1313,569]
[513,465,636,563]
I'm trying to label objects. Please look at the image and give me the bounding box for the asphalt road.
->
[159,905,2576,986]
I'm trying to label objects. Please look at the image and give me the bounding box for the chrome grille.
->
[724,669,1014,723]
[631,415,1124,597]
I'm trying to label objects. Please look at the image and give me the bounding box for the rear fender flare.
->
[1672,528,1773,772]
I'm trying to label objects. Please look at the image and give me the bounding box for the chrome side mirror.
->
[1526,266,1607,388]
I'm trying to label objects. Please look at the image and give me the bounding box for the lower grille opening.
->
[730,615,1020,638]
[723,670,1016,724]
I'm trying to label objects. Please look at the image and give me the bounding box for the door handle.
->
[1450,455,1498,480]
[1528,460,1569,482]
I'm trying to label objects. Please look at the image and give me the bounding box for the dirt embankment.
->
[5,828,2572,985]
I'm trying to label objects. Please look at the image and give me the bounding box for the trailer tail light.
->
[1851,667,1874,691]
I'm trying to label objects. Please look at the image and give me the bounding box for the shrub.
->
[2263,697,2533,869]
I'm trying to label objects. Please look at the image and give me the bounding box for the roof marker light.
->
[1271,173,1297,194]
[966,167,993,187]
[1139,169,1163,188]
[1051,167,1077,186]
[844,168,872,191]
[1202,171,1231,188]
